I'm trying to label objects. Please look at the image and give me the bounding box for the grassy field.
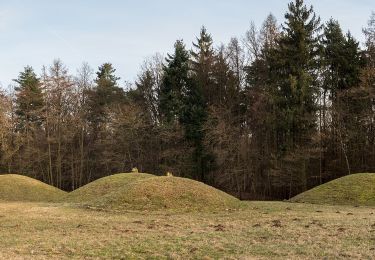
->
[0,201,374,259]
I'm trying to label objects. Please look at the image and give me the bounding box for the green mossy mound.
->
[86,176,241,211]
[65,172,155,203]
[291,173,375,206]
[0,174,66,202]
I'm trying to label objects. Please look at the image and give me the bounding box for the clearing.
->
[1,173,374,259]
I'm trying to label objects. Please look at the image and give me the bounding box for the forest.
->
[0,0,374,200]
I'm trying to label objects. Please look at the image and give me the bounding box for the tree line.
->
[1,0,375,199]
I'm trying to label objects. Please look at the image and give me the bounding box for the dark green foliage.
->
[13,66,44,128]
[270,0,321,151]
[87,63,125,125]
[159,40,208,180]
[191,26,215,105]
[133,70,159,124]
[212,47,238,104]
[321,19,367,176]
[159,40,190,123]
[179,78,208,180]
[189,27,219,181]
[322,19,346,94]
[247,0,324,196]
[341,33,363,88]
[323,21,362,95]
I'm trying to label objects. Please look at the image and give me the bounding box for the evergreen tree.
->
[339,33,366,175]
[87,63,125,125]
[322,20,363,105]
[245,15,280,92]
[159,40,208,181]
[132,54,164,125]
[14,66,44,129]
[159,40,190,123]
[94,63,125,105]
[212,46,238,105]
[321,20,364,176]
[324,25,364,174]
[133,69,158,123]
[341,33,362,89]
[319,19,347,179]
[191,26,216,105]
[266,0,322,196]
[12,66,44,180]
[271,0,321,151]
[322,19,346,98]
[179,73,207,181]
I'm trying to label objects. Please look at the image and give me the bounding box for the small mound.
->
[65,172,155,203]
[291,173,375,206]
[0,174,66,202]
[86,176,241,211]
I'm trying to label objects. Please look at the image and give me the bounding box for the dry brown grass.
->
[0,201,374,259]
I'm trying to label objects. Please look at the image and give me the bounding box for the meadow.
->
[0,201,374,259]
[0,173,374,259]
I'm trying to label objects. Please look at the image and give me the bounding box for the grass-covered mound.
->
[86,176,241,211]
[291,173,375,206]
[0,174,66,202]
[65,172,155,203]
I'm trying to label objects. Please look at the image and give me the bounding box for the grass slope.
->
[0,174,66,202]
[87,176,241,211]
[291,173,375,206]
[65,172,155,203]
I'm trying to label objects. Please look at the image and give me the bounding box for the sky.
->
[0,0,374,88]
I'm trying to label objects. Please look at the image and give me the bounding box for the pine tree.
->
[212,46,238,105]
[179,74,207,181]
[13,67,45,179]
[159,40,190,123]
[246,15,280,92]
[322,21,363,113]
[94,63,125,105]
[321,20,364,176]
[266,0,322,196]
[341,33,362,89]
[87,63,125,125]
[322,19,346,98]
[191,26,215,105]
[159,40,208,181]
[133,69,158,123]
[14,66,44,130]
[329,30,364,175]
[271,0,322,151]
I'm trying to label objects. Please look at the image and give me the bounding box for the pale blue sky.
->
[0,0,374,87]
